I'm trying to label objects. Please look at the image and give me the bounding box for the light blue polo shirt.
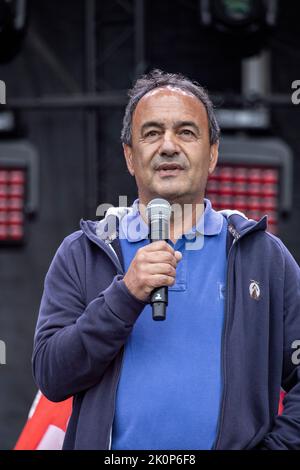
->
[111,199,227,450]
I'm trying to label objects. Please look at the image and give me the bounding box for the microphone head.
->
[146,198,171,241]
[146,198,171,220]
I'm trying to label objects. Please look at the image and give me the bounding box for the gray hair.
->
[121,69,220,146]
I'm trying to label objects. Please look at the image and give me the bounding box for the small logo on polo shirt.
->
[249,280,260,300]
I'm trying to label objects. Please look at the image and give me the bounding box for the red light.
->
[8,211,23,224]
[247,169,262,184]
[219,167,234,182]
[9,224,24,240]
[262,169,278,184]
[0,171,9,184]
[8,198,23,210]
[9,170,25,184]
[0,167,26,243]
[234,196,248,212]
[9,184,24,198]
[234,168,248,183]
[0,212,8,222]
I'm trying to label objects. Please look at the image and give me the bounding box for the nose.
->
[158,131,180,157]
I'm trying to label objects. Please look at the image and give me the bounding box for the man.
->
[32,69,300,450]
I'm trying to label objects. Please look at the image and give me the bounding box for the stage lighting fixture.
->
[0,140,39,245]
[206,136,293,235]
[200,0,278,33]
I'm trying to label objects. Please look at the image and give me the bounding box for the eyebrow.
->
[141,121,165,133]
[141,120,201,135]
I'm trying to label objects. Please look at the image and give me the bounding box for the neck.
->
[138,197,205,243]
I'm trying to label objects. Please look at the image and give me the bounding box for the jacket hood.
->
[221,211,268,241]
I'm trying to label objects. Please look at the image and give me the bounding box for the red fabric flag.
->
[14,391,72,450]
[278,390,285,416]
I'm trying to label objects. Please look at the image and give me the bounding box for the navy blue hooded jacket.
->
[32,209,300,450]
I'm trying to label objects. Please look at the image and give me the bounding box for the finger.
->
[144,240,175,254]
[144,251,177,267]
[149,274,176,288]
[144,263,176,277]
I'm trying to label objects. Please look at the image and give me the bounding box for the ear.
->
[208,141,219,175]
[123,144,135,176]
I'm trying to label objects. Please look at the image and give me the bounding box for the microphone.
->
[146,198,171,321]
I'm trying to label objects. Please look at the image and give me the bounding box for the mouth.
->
[155,163,184,178]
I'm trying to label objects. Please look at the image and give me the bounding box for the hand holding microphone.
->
[123,199,182,321]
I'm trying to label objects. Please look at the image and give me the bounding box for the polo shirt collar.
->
[120,198,224,243]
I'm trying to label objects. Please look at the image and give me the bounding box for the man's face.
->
[123,86,218,205]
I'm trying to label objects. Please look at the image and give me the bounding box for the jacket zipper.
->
[212,238,237,449]
[107,242,122,270]
[105,241,124,273]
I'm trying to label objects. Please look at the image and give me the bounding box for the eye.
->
[145,130,159,137]
[143,129,162,140]
[180,129,195,136]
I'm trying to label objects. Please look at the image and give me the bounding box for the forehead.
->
[133,86,208,126]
